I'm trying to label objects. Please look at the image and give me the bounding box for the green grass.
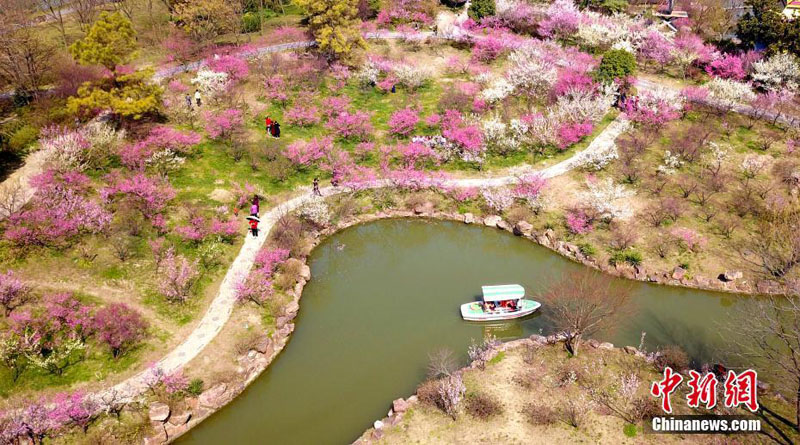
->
[488,351,505,365]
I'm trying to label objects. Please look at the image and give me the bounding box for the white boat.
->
[460,284,541,321]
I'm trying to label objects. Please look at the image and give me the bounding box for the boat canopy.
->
[481,284,525,302]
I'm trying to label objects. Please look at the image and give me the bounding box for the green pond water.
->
[181,218,745,445]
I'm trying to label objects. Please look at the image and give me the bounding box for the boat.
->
[460,284,541,321]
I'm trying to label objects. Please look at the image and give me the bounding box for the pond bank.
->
[148,207,778,444]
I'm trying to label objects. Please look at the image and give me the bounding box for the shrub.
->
[559,395,593,428]
[187,378,204,396]
[609,249,642,267]
[623,423,637,437]
[524,403,558,426]
[594,49,636,85]
[578,242,596,256]
[465,392,502,419]
[416,379,440,406]
[242,12,261,33]
[655,345,690,372]
[388,107,420,137]
[7,125,39,152]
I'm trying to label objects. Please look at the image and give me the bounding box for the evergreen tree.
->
[69,12,137,74]
[594,49,637,85]
[468,0,496,20]
[296,0,365,59]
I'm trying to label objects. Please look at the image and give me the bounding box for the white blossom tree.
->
[752,52,800,93]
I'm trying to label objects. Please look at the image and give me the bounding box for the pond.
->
[180,218,745,445]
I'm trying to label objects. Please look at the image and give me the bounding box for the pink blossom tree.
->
[284,103,321,127]
[705,53,746,80]
[205,55,249,82]
[101,173,176,221]
[388,107,420,137]
[283,137,332,168]
[0,270,33,316]
[158,251,199,303]
[556,121,594,149]
[93,303,147,358]
[325,111,373,141]
[203,108,243,141]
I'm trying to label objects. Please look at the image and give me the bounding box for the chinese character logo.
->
[650,366,683,413]
[723,369,759,412]
[686,370,718,409]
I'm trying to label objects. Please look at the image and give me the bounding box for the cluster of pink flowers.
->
[5,170,111,248]
[321,96,352,118]
[283,136,332,167]
[513,174,548,201]
[236,248,289,306]
[565,209,592,234]
[231,181,257,209]
[254,248,290,274]
[537,0,581,39]
[119,126,201,170]
[556,121,594,149]
[203,109,243,140]
[449,187,479,202]
[395,141,437,168]
[264,75,289,104]
[388,107,420,137]
[325,111,373,141]
[92,302,148,358]
[620,92,683,129]
[441,110,484,161]
[375,0,432,26]
[552,69,597,97]
[158,250,199,303]
[284,103,321,127]
[471,36,508,63]
[205,55,249,81]
[670,227,707,252]
[1,391,102,442]
[101,172,175,221]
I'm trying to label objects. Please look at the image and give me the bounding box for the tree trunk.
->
[565,333,582,357]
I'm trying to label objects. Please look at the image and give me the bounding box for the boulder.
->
[148,402,170,423]
[513,221,533,236]
[293,281,305,297]
[483,215,502,227]
[544,229,555,242]
[143,427,168,445]
[587,339,600,349]
[168,411,192,426]
[299,264,311,281]
[671,266,687,280]
[463,213,475,224]
[529,334,547,345]
[198,383,228,408]
[623,346,640,355]
[721,270,743,282]
[413,202,434,215]
[392,398,410,413]
[374,420,384,430]
[164,422,189,439]
[284,301,300,317]
[496,219,511,231]
[598,342,615,350]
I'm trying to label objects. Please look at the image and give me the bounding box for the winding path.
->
[0,29,787,406]
[96,113,630,403]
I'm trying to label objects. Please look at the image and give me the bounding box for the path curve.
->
[94,114,630,403]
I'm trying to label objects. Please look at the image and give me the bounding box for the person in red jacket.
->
[265,117,273,135]
[248,218,259,237]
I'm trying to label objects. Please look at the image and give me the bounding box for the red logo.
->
[650,366,683,413]
[723,369,759,412]
[686,370,718,409]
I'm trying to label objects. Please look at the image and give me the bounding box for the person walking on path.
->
[194,89,202,107]
[185,94,193,110]
[312,177,321,196]
[248,217,259,237]
[250,195,260,216]
[270,121,281,138]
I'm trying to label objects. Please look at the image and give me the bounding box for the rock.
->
[143,427,167,445]
[671,266,687,280]
[587,339,600,349]
[544,229,555,242]
[284,301,300,317]
[598,342,614,350]
[299,264,311,281]
[168,411,191,426]
[483,215,502,227]
[293,281,305,297]
[148,402,170,423]
[198,383,228,408]
[374,420,384,430]
[623,346,639,355]
[463,213,475,224]
[529,334,547,345]
[513,221,533,236]
[164,422,188,439]
[408,395,418,403]
[392,398,410,413]
[496,219,511,231]
[720,270,743,282]
[371,429,384,440]
[413,202,434,215]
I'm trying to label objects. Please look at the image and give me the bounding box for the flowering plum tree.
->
[751,52,800,92]
[388,107,420,137]
[101,173,175,222]
[284,103,321,127]
[92,303,147,358]
[283,137,332,167]
[158,250,199,303]
[0,270,33,316]
[705,54,746,80]
[325,110,373,141]
[557,121,594,149]
[204,54,249,82]
[203,108,243,141]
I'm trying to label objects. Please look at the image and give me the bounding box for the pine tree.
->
[295,0,365,59]
[468,0,496,20]
[69,12,137,73]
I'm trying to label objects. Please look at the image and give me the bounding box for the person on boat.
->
[248,217,259,237]
[509,300,517,311]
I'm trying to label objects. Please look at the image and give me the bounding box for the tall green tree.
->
[468,0,496,20]
[737,0,800,56]
[594,49,636,85]
[295,0,365,59]
[69,12,138,74]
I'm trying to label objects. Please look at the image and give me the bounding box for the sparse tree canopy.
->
[295,0,365,59]
[538,270,632,356]
[69,12,138,72]
[0,1,55,96]
[175,0,243,45]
